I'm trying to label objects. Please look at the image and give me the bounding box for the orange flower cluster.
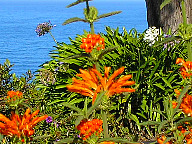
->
[176,58,192,79]
[77,119,103,141]
[7,90,23,102]
[80,34,105,53]
[67,66,135,104]
[178,125,192,144]
[173,89,192,116]
[0,108,48,138]
[157,135,172,144]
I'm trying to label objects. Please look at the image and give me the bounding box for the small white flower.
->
[143,26,160,46]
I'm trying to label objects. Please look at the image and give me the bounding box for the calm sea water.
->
[0,1,148,76]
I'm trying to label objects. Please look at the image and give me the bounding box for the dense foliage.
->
[1,0,192,143]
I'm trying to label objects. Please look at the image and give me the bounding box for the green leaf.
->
[98,46,119,59]
[64,53,90,60]
[162,77,172,88]
[149,61,160,79]
[153,83,165,90]
[158,120,169,133]
[139,121,160,126]
[75,115,84,126]
[97,11,122,19]
[176,117,192,125]
[173,85,191,114]
[33,135,52,141]
[129,114,141,130]
[54,138,81,143]
[66,0,92,8]
[87,91,105,117]
[160,0,172,10]
[62,17,88,25]
[48,99,67,105]
[98,138,140,143]
[48,101,83,114]
[154,36,181,47]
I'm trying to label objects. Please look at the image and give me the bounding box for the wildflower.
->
[67,66,135,104]
[46,116,53,123]
[178,125,192,143]
[157,135,172,144]
[0,108,48,138]
[54,121,60,128]
[176,58,192,79]
[76,119,103,141]
[55,138,60,142]
[143,26,160,46]
[173,89,192,116]
[39,69,56,86]
[35,21,56,37]
[7,90,23,102]
[80,34,105,53]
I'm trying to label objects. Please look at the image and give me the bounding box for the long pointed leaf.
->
[54,138,81,144]
[97,11,122,19]
[33,135,52,141]
[173,85,191,114]
[160,0,172,10]
[52,102,83,114]
[66,0,92,8]
[158,120,169,133]
[62,17,88,25]
[65,53,90,60]
[87,91,105,117]
[176,117,192,125]
[139,121,161,126]
[98,46,118,59]
[98,138,140,143]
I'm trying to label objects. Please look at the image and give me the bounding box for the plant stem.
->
[49,31,57,44]
[95,61,100,72]
[102,110,109,138]
[181,0,187,27]
[86,0,90,14]
[90,23,95,34]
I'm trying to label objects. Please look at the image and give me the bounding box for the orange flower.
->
[157,135,172,144]
[77,119,103,141]
[178,125,192,142]
[0,108,48,138]
[80,34,105,53]
[187,139,192,144]
[67,66,135,104]
[7,90,23,102]
[176,58,192,79]
[173,89,192,116]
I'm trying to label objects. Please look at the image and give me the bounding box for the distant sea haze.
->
[0,1,148,76]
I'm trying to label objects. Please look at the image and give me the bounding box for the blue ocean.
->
[0,0,148,76]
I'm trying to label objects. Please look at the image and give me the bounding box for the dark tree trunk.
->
[145,0,192,33]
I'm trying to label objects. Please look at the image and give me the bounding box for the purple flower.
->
[164,34,172,38]
[59,62,64,65]
[46,116,53,123]
[55,139,60,142]
[35,21,56,37]
[54,121,60,128]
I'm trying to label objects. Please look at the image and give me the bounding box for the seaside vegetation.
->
[1,0,192,143]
